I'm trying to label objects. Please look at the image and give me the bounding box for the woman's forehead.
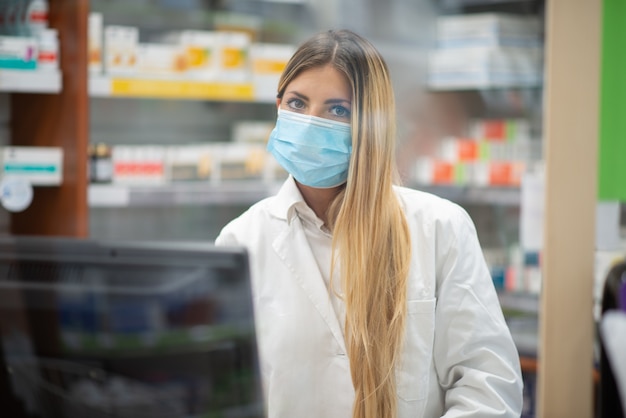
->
[286,65,352,100]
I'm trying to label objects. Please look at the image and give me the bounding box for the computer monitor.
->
[0,236,263,418]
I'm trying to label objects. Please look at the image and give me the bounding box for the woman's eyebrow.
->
[284,91,308,101]
[285,91,350,105]
[324,98,351,106]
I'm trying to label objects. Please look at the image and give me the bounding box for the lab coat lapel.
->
[271,216,347,354]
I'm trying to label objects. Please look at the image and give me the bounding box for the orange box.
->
[483,120,506,141]
[489,161,513,186]
[510,161,526,186]
[457,139,479,161]
[433,161,455,184]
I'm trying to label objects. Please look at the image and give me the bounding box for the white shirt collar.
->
[269,175,326,229]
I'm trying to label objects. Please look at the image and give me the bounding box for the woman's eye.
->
[330,105,350,118]
[286,98,305,110]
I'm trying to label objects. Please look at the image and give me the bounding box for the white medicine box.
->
[0,146,63,186]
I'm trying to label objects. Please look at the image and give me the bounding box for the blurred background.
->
[0,1,622,417]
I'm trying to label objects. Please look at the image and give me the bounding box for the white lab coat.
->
[216,177,523,417]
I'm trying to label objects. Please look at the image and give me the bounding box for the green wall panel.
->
[599,0,626,201]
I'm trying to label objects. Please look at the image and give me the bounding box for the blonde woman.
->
[216,29,523,418]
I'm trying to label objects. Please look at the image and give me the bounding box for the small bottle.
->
[88,143,96,182]
[25,0,48,37]
[92,143,113,183]
[37,28,58,71]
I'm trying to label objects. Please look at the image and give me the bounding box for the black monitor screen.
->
[0,236,263,418]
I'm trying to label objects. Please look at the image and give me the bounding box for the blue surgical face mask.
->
[267,108,352,188]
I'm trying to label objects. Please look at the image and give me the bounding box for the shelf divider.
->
[9,0,89,237]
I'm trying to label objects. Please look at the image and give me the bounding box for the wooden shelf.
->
[413,184,521,206]
[9,0,89,237]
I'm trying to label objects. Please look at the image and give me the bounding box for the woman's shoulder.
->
[394,185,466,216]
[394,185,475,232]
[215,195,278,244]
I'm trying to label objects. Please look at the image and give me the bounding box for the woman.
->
[216,29,523,418]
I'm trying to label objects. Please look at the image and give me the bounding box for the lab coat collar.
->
[268,175,306,225]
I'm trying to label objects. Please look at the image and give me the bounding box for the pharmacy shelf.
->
[414,184,521,206]
[498,291,540,314]
[90,183,520,208]
[507,315,539,357]
[0,70,62,93]
[88,181,282,208]
[427,74,543,91]
[499,292,540,356]
[89,75,274,103]
[437,0,542,10]
[427,82,542,92]
[257,0,307,3]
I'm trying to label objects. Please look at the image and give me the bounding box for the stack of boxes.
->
[91,143,265,186]
[0,0,58,72]
[88,12,294,100]
[428,13,543,90]
[89,121,286,186]
[414,118,541,188]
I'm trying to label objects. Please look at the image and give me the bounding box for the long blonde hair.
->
[277,30,412,418]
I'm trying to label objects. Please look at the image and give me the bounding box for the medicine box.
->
[215,31,251,83]
[111,145,166,184]
[0,146,63,185]
[436,13,541,49]
[88,12,103,74]
[212,143,265,182]
[166,145,213,182]
[250,43,295,101]
[428,46,543,89]
[136,43,187,78]
[178,30,220,81]
[104,25,139,75]
[0,36,38,70]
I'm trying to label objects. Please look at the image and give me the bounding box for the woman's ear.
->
[276,98,281,109]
